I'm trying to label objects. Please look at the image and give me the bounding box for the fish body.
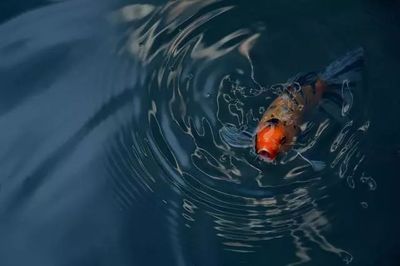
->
[255,48,364,161]
[256,80,326,160]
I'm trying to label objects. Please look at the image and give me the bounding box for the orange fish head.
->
[255,122,287,161]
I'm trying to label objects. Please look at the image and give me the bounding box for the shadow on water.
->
[0,0,400,266]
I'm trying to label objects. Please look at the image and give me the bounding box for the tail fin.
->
[319,48,364,120]
[320,47,364,86]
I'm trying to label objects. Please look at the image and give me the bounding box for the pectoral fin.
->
[319,99,349,125]
[219,124,254,148]
[294,149,326,172]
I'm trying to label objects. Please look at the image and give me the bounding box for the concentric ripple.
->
[106,1,375,264]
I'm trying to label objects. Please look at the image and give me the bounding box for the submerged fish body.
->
[255,80,326,161]
[255,48,364,161]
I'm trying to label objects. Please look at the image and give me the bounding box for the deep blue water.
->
[0,0,400,265]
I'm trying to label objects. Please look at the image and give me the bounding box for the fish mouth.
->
[257,148,276,161]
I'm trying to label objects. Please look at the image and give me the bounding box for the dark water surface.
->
[1,0,400,265]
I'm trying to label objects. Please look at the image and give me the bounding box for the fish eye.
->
[280,136,287,144]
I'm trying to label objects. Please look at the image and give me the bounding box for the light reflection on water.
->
[1,0,398,266]
[108,1,374,263]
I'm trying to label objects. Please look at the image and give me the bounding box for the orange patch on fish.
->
[256,123,286,160]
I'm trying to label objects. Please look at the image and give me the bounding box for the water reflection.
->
[0,0,384,265]
[107,1,375,263]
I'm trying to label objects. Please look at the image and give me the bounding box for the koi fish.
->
[255,48,364,162]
